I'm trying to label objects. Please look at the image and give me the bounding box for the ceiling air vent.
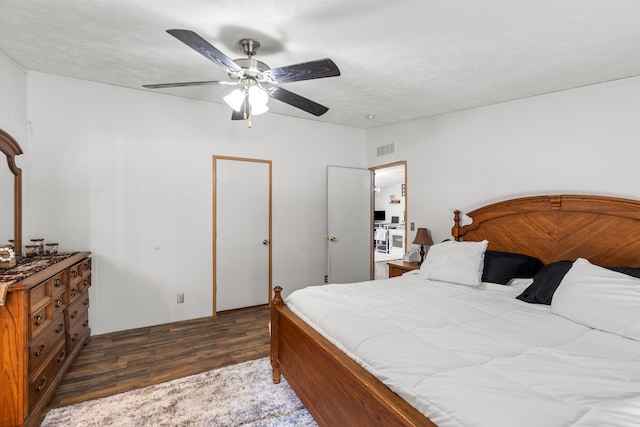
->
[376,142,395,157]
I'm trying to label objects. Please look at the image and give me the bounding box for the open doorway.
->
[370,161,406,279]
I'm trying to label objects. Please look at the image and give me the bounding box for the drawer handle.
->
[71,288,77,297]
[36,376,48,392]
[55,323,64,333]
[84,279,89,286]
[71,333,79,342]
[83,299,89,306]
[34,315,43,326]
[54,278,62,287]
[57,350,67,363]
[35,344,46,356]
[55,298,63,307]
[72,270,78,278]
[83,262,89,269]
[70,310,78,319]
[83,320,89,328]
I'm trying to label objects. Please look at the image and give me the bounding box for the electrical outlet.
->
[411,222,415,231]
[324,275,329,284]
[177,293,184,304]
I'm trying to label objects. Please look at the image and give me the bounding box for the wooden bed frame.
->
[270,194,640,426]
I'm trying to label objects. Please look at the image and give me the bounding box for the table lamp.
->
[412,228,433,265]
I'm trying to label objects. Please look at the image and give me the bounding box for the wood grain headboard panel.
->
[452,194,640,267]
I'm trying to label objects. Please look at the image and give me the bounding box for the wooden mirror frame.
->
[0,129,23,257]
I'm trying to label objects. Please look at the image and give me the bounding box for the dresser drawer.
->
[65,290,89,327]
[28,339,67,412]
[52,291,66,317]
[29,280,52,312]
[29,311,65,374]
[68,280,81,304]
[67,311,90,354]
[29,300,53,340]
[81,258,92,278]
[69,263,82,286]
[52,272,66,304]
[50,273,65,293]
[80,273,92,292]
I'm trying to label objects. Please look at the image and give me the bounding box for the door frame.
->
[369,160,407,272]
[212,155,272,316]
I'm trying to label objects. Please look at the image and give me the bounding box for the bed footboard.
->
[270,286,283,385]
[270,286,435,427]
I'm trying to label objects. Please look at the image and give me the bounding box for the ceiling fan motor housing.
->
[233,57,270,81]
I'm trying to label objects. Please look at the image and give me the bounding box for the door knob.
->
[262,239,269,246]
[328,236,337,242]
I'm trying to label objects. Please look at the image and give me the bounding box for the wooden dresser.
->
[0,252,92,427]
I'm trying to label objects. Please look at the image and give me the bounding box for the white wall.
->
[366,77,640,245]
[27,72,365,334]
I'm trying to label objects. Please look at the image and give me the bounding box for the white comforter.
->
[286,272,640,427]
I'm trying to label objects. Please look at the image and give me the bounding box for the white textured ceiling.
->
[1,1,640,129]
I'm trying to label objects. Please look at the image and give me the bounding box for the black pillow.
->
[606,266,640,279]
[516,262,640,305]
[482,250,544,285]
[516,261,573,305]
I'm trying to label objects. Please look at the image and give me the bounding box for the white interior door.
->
[214,157,271,313]
[327,166,372,283]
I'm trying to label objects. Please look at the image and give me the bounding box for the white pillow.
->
[552,258,640,341]
[419,240,488,286]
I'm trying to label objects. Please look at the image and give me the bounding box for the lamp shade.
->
[250,102,269,115]
[412,228,433,245]
[223,89,245,112]
[248,85,269,106]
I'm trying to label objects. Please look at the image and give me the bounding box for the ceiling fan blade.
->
[143,80,229,89]
[166,29,242,75]
[269,87,329,116]
[231,109,244,120]
[264,58,340,84]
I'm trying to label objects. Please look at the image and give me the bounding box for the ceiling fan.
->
[143,30,341,124]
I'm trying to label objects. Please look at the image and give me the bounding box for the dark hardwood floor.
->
[46,305,271,412]
[374,260,389,280]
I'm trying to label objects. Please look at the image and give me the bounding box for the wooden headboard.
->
[452,194,640,267]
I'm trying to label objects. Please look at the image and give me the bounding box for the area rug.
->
[41,358,317,426]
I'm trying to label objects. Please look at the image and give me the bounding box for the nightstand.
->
[387,260,420,278]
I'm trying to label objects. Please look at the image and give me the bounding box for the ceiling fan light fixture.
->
[223,89,245,112]
[249,85,269,105]
[247,84,269,115]
[250,102,269,116]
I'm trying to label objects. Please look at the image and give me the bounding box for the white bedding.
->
[286,272,640,427]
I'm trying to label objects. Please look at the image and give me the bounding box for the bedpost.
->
[452,210,462,241]
[270,286,283,384]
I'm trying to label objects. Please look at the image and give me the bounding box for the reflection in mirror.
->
[0,129,23,257]
[0,158,13,244]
